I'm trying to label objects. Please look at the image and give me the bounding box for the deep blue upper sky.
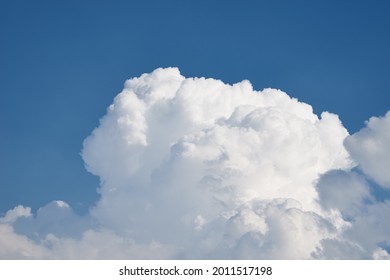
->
[1,0,389,215]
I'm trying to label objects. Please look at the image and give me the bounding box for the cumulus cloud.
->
[344,112,390,188]
[315,113,390,259]
[0,68,389,259]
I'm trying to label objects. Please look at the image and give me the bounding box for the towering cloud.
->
[1,68,389,259]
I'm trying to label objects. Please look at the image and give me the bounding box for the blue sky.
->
[1,0,389,216]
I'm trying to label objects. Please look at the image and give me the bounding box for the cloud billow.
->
[1,68,389,259]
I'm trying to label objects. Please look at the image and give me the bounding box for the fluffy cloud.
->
[315,113,390,259]
[1,68,389,259]
[344,112,390,188]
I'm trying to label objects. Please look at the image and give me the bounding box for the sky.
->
[0,0,390,259]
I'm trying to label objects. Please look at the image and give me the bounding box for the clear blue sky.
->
[1,0,389,215]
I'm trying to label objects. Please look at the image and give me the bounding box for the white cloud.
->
[373,247,390,260]
[315,112,390,259]
[80,67,352,258]
[0,68,389,259]
[344,111,390,188]
[0,205,32,224]
[0,224,49,259]
[316,170,373,219]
